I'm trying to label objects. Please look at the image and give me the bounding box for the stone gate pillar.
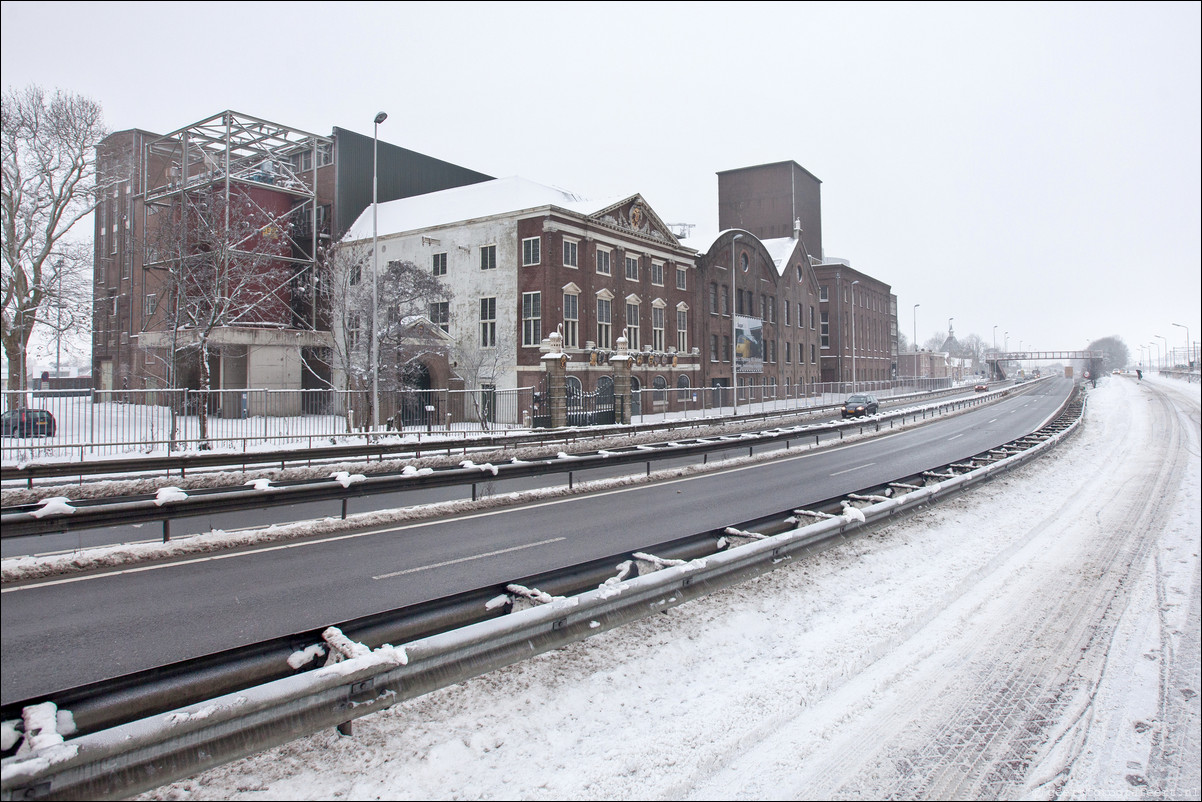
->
[611,335,632,425]
[541,331,568,428]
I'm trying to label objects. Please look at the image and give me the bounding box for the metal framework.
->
[140,111,334,329]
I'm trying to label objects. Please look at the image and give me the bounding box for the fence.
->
[0,386,534,461]
[2,378,965,461]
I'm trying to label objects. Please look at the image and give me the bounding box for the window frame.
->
[480,244,497,271]
[480,296,497,347]
[522,291,542,347]
[521,237,540,267]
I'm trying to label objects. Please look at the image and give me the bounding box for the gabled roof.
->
[343,176,628,243]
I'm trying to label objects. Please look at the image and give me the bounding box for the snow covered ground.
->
[98,374,1202,799]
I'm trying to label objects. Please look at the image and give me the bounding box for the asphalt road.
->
[1,378,1072,705]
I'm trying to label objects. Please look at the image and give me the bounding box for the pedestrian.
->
[1136,369,1143,381]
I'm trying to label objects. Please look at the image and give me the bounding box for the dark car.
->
[0,408,57,437]
[840,394,879,418]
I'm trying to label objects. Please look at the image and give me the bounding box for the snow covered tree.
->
[2,86,107,406]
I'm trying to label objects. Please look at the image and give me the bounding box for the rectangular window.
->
[596,248,611,275]
[626,303,640,351]
[676,266,687,291]
[710,334,719,362]
[710,283,718,314]
[819,285,828,302]
[809,305,815,329]
[480,245,497,271]
[811,343,817,364]
[785,300,791,327]
[522,238,540,266]
[522,292,542,346]
[785,341,791,364]
[652,306,665,351]
[596,297,612,349]
[625,255,639,281]
[651,261,664,286]
[677,309,688,352]
[432,252,447,276]
[429,301,449,333]
[347,312,361,350]
[723,335,731,362]
[563,293,579,348]
[820,311,829,348]
[480,297,496,347]
[562,239,578,268]
[721,285,730,316]
[145,293,158,317]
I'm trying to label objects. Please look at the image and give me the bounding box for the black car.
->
[0,408,57,437]
[840,394,879,418]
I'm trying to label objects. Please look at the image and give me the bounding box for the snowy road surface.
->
[136,375,1199,801]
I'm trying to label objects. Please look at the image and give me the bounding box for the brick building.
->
[91,110,491,400]
[340,177,702,417]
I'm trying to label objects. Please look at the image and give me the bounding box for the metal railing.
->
[1,387,533,461]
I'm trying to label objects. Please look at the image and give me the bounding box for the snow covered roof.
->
[343,176,628,243]
[678,229,810,278]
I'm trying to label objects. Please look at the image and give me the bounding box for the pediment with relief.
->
[592,195,679,245]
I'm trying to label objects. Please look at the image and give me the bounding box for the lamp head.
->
[374,111,388,125]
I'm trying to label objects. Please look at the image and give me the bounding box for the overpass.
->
[986,350,1104,381]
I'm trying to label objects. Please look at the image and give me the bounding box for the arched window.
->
[676,373,691,402]
[653,374,667,403]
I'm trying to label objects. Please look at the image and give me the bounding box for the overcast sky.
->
[3,1,1199,362]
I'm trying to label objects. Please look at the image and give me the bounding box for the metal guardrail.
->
[2,388,1010,540]
[0,388,1084,801]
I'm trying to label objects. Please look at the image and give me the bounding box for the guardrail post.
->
[162,518,170,543]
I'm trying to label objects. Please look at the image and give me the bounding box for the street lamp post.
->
[851,280,860,392]
[1172,322,1190,367]
[1155,334,1167,371]
[731,233,743,414]
[912,304,919,354]
[1149,341,1160,372]
[371,111,387,432]
[1004,331,1009,351]
[992,325,997,351]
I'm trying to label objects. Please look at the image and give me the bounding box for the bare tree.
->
[453,333,515,431]
[149,184,296,446]
[2,86,107,406]
[316,243,451,430]
[1086,336,1130,374]
[960,333,986,370]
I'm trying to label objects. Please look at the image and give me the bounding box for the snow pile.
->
[153,487,188,505]
[29,497,75,518]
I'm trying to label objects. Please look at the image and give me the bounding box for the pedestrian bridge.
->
[986,350,1104,381]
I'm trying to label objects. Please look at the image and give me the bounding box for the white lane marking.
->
[372,537,566,580]
[831,463,875,476]
[988,418,999,423]
[947,434,963,441]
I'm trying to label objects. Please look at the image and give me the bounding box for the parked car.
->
[974,383,988,392]
[840,394,879,418]
[0,408,57,437]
